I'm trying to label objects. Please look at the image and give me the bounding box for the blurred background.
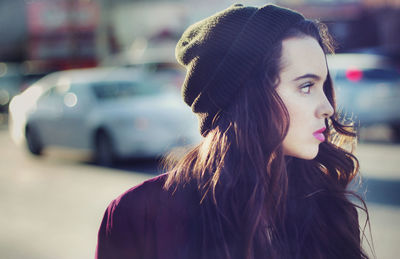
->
[0,0,399,258]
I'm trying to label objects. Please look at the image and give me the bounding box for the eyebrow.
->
[292,73,325,82]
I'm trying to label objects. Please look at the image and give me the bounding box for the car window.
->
[146,62,183,73]
[39,87,58,101]
[362,68,400,81]
[35,86,65,111]
[333,68,400,82]
[90,81,162,100]
[127,62,183,74]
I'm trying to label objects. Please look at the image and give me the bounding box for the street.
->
[0,126,399,259]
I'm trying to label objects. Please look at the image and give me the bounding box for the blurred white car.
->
[9,67,200,165]
[327,53,400,139]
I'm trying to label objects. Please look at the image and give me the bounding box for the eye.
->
[300,82,314,94]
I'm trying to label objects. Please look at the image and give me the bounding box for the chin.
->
[286,145,319,160]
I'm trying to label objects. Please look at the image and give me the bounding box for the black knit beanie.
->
[176,3,305,136]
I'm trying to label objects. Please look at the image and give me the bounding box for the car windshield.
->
[90,81,163,100]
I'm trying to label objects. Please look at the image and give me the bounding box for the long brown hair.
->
[163,19,372,259]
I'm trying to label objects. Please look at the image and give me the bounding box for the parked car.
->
[8,67,200,165]
[327,53,400,140]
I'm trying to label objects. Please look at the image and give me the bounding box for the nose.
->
[317,94,334,119]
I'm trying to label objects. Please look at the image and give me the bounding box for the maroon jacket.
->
[95,173,203,259]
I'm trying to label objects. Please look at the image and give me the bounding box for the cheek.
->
[285,103,307,144]
[285,99,308,134]
[282,100,319,159]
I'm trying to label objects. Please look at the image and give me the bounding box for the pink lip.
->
[313,127,326,142]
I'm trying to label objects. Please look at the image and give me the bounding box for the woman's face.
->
[276,36,334,160]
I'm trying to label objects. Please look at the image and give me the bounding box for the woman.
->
[96,4,371,259]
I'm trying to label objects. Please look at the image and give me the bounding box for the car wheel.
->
[95,131,116,166]
[25,126,43,155]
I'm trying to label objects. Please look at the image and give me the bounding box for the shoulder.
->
[97,172,206,259]
[112,172,169,210]
[96,172,201,258]
[105,172,200,223]
[98,173,170,237]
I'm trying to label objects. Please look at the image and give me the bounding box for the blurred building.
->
[105,0,400,67]
[26,0,100,70]
[276,0,400,65]
[0,0,116,73]
[1,0,399,69]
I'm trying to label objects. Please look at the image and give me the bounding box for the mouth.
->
[313,127,326,142]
